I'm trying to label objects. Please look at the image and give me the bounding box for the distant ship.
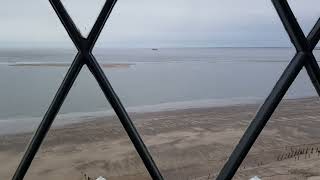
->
[152,48,159,51]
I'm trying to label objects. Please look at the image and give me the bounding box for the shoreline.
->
[0,96,265,136]
[1,97,320,179]
[0,96,315,136]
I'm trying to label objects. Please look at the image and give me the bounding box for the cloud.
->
[0,0,319,47]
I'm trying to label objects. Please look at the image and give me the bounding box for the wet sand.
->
[1,97,320,179]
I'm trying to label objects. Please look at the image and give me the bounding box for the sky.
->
[0,0,319,48]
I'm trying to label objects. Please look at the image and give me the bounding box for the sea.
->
[0,47,319,134]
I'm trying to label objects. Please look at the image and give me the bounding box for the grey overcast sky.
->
[0,0,319,48]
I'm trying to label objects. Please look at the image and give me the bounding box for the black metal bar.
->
[216,0,320,179]
[308,18,320,50]
[49,0,83,50]
[305,19,320,96]
[85,0,163,177]
[87,0,117,50]
[85,54,164,180]
[272,0,309,52]
[305,56,320,96]
[216,52,307,180]
[272,0,320,96]
[12,54,84,180]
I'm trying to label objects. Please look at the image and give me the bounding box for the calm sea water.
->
[0,48,319,134]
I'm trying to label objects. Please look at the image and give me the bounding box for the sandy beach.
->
[1,97,320,179]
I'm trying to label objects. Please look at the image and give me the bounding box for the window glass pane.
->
[1,0,320,179]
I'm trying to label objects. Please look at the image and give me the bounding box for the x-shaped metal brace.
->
[12,0,163,179]
[217,0,320,179]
